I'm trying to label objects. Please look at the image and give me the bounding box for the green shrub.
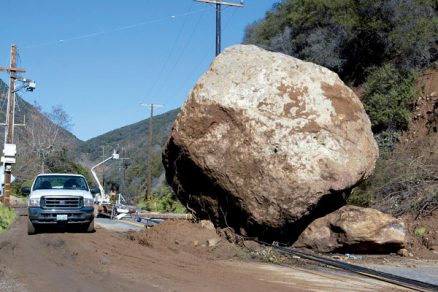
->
[20,180,33,188]
[414,227,427,237]
[347,188,375,207]
[255,247,284,265]
[138,184,186,214]
[363,64,418,133]
[13,180,33,197]
[0,204,16,232]
[152,194,186,214]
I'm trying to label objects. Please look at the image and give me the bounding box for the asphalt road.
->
[361,262,438,286]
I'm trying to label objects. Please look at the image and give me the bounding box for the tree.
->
[27,103,73,172]
[363,64,417,134]
[243,0,438,83]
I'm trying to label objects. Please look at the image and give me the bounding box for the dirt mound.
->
[128,220,243,260]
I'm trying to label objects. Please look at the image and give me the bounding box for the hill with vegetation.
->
[1,77,180,208]
[244,0,437,218]
[76,108,180,203]
[0,79,86,190]
[1,77,180,206]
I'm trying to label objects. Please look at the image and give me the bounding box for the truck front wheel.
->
[27,219,36,235]
[86,218,95,233]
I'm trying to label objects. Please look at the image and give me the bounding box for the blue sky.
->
[0,0,279,141]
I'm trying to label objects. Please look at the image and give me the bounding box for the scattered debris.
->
[200,220,215,231]
[207,238,221,248]
[345,254,363,260]
[99,256,111,265]
[397,249,409,257]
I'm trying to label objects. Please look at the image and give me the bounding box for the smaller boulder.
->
[294,206,406,253]
[397,248,409,257]
[200,220,215,231]
[207,238,221,248]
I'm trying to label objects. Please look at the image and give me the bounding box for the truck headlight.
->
[28,198,40,207]
[84,198,94,207]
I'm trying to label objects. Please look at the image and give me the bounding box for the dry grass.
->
[350,134,438,217]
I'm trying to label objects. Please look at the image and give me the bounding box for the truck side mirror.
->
[21,186,31,195]
[90,188,100,195]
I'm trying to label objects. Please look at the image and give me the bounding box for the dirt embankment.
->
[399,69,438,259]
[352,69,438,260]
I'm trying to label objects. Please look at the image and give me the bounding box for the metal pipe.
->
[135,212,193,220]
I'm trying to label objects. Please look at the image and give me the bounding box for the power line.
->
[166,6,239,106]
[149,1,195,98]
[155,4,207,101]
[21,8,209,50]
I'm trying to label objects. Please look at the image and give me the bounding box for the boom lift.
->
[91,150,119,205]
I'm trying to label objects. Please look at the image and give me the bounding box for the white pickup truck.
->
[22,173,97,235]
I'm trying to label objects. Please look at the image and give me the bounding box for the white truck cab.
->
[22,173,96,235]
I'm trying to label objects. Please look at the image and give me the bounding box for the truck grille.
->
[42,196,82,209]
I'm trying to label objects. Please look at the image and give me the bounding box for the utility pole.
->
[120,158,130,201]
[141,103,163,210]
[101,145,106,159]
[194,0,244,56]
[0,45,33,207]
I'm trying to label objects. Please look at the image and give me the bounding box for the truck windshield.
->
[33,175,89,191]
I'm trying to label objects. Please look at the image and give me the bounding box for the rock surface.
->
[294,206,406,253]
[163,45,378,240]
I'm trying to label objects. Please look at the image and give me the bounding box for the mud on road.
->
[0,216,408,292]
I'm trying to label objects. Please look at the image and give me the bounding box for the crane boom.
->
[91,150,119,204]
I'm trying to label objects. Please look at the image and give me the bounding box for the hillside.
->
[0,79,83,183]
[77,108,180,202]
[78,108,178,161]
[244,0,437,85]
[1,76,180,203]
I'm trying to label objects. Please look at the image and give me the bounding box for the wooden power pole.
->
[0,45,26,206]
[0,45,34,206]
[194,0,244,56]
[141,103,163,210]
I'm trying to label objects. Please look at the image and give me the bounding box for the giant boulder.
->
[163,45,378,240]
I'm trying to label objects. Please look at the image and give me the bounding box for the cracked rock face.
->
[163,45,378,241]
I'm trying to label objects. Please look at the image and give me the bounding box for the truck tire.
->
[27,219,36,235]
[86,218,95,233]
